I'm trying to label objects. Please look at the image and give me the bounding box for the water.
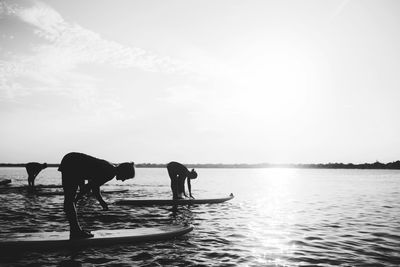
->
[0,167,399,266]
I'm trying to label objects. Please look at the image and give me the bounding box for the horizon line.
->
[0,160,399,169]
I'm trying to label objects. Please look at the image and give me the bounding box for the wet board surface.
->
[35,189,129,196]
[0,225,193,250]
[115,193,234,206]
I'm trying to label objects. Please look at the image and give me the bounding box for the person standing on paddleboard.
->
[58,152,135,239]
[167,161,197,200]
[26,162,47,188]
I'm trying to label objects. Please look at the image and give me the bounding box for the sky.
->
[1,0,400,164]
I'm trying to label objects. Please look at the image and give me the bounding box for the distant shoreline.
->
[1,161,400,169]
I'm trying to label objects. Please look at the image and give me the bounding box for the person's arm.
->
[187,177,194,199]
[92,186,108,210]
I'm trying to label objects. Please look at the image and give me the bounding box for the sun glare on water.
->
[241,168,303,264]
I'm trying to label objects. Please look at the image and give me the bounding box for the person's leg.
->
[28,175,33,187]
[171,179,179,199]
[168,168,178,199]
[62,172,93,238]
[27,168,33,187]
[31,174,36,188]
[28,175,37,188]
[177,176,185,199]
[62,173,80,232]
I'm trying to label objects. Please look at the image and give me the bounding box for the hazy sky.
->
[1,0,400,164]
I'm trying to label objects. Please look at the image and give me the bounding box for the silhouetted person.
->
[58,152,135,239]
[26,162,47,188]
[167,161,197,200]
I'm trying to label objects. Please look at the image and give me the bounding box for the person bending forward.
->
[26,162,47,188]
[58,152,135,239]
[167,161,197,200]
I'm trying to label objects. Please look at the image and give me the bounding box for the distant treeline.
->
[1,161,400,169]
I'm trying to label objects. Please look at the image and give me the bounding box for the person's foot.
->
[70,229,94,239]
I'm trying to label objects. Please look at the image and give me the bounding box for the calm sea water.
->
[0,167,399,266]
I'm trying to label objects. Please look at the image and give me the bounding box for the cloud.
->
[11,1,190,74]
[0,59,30,100]
[0,0,193,119]
[0,1,18,17]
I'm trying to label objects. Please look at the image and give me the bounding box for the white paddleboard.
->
[0,225,193,250]
[115,193,234,206]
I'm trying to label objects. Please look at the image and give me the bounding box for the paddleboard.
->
[36,185,63,189]
[36,189,129,196]
[115,193,234,206]
[0,225,193,250]
[0,179,11,186]
[0,184,62,191]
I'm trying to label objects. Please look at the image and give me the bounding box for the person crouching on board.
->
[58,152,135,239]
[167,161,197,200]
[26,162,47,188]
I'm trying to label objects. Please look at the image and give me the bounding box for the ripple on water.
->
[130,252,153,261]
